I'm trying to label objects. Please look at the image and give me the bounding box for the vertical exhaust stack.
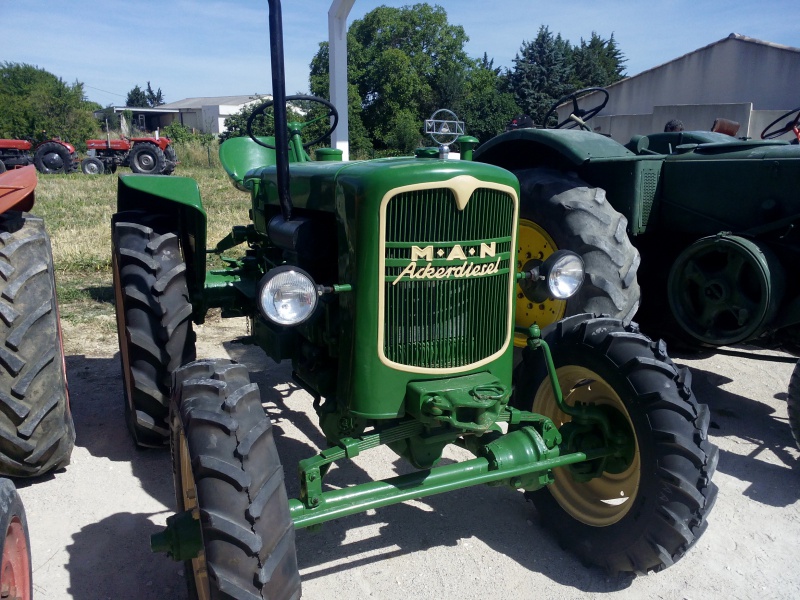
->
[268,0,293,222]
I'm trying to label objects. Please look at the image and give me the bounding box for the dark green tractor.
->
[111,6,717,598]
[474,88,800,446]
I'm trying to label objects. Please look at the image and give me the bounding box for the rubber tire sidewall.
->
[515,167,641,327]
[512,314,718,573]
[0,213,75,477]
[171,359,301,600]
[33,142,71,175]
[789,360,800,450]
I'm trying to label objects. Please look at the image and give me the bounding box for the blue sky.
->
[3,0,797,106]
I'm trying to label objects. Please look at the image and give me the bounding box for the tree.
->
[126,85,149,108]
[310,3,476,152]
[507,26,574,127]
[455,65,521,142]
[0,62,99,146]
[570,32,627,89]
[146,81,165,107]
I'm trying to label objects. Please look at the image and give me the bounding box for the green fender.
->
[116,174,207,313]
[473,128,635,171]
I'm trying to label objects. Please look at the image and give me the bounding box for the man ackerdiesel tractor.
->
[111,4,717,598]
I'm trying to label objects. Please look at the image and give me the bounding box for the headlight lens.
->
[259,267,318,325]
[546,252,585,299]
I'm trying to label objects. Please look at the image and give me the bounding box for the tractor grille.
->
[382,187,515,369]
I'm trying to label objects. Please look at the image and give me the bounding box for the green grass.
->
[34,163,251,352]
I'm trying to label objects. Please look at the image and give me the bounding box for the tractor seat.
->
[711,118,740,137]
[219,136,277,191]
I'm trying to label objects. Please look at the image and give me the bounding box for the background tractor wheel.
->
[129,143,166,175]
[0,161,6,174]
[513,168,640,344]
[163,145,177,175]
[512,314,718,574]
[789,360,800,449]
[0,478,32,600]
[112,211,195,447]
[80,157,105,175]
[171,359,301,600]
[33,142,72,175]
[0,213,75,477]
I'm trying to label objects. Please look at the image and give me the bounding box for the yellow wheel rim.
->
[176,423,210,600]
[534,365,640,526]
[514,219,566,347]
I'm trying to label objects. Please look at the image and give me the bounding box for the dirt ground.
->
[14,316,800,600]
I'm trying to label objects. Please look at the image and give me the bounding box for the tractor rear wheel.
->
[0,160,6,174]
[171,359,301,600]
[0,213,74,477]
[33,142,73,175]
[789,360,800,449]
[112,211,195,447]
[129,143,166,175]
[513,168,640,344]
[512,314,718,574]
[163,145,177,175]
[0,478,32,600]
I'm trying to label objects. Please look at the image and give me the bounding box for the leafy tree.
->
[126,85,149,107]
[455,65,520,142]
[218,98,308,144]
[507,26,574,127]
[0,62,99,146]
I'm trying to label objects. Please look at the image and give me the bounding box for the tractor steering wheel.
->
[761,106,800,140]
[542,87,609,129]
[247,94,339,149]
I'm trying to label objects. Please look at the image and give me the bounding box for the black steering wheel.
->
[247,94,339,149]
[542,87,609,129]
[761,107,800,140]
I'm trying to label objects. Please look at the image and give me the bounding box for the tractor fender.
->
[117,174,207,305]
[473,128,635,172]
[0,165,36,214]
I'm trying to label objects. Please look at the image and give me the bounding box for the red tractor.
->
[81,135,177,175]
[0,139,78,175]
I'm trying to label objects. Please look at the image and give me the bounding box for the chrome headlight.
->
[544,251,585,299]
[258,266,318,326]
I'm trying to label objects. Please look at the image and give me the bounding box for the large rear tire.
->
[129,143,166,175]
[33,142,73,175]
[171,359,301,600]
[514,168,640,343]
[789,360,800,450]
[112,211,195,447]
[512,314,718,574]
[0,478,31,600]
[0,213,74,476]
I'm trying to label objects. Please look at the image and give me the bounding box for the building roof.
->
[608,33,800,90]
[160,95,271,109]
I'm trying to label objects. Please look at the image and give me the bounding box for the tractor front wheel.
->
[789,360,800,449]
[512,314,718,573]
[513,168,640,342]
[0,478,32,600]
[0,213,74,476]
[171,359,301,600]
[112,211,195,447]
[129,143,167,175]
[80,157,105,175]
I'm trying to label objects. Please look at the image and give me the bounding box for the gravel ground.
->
[14,317,800,600]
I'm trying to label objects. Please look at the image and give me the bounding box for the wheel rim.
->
[84,161,100,175]
[43,152,64,172]
[176,422,210,600]
[1,517,31,600]
[136,152,155,171]
[534,365,640,526]
[514,219,566,347]
[668,237,776,345]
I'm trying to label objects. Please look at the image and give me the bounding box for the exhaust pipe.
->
[268,0,293,222]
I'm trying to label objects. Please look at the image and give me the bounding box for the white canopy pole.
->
[328,0,354,160]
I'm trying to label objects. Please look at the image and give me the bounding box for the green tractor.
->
[473,88,800,445]
[112,4,717,597]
